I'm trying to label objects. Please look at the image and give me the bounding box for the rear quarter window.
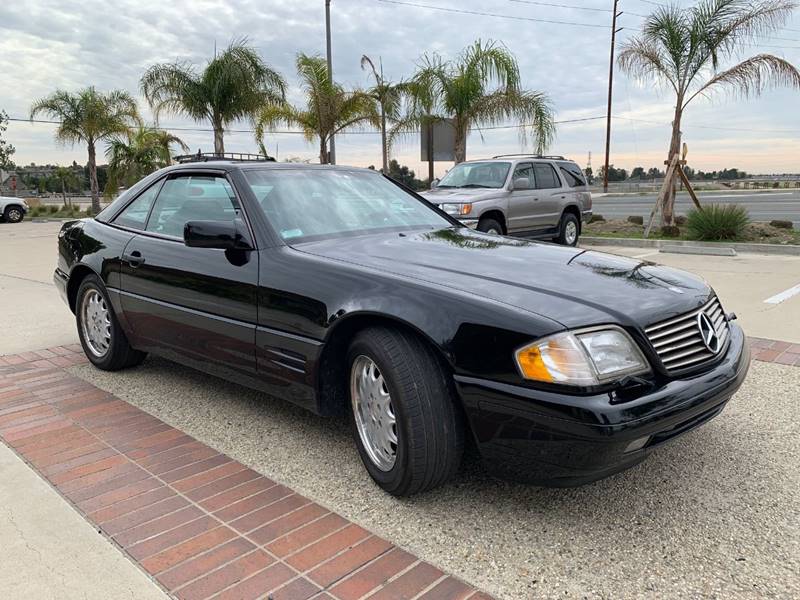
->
[557,162,587,188]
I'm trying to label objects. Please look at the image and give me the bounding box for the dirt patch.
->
[585,219,800,245]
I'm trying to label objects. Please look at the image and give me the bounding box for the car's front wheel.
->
[76,274,147,370]
[477,217,503,235]
[3,205,24,223]
[347,327,464,496]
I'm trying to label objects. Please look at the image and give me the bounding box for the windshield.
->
[437,161,511,189]
[243,169,453,243]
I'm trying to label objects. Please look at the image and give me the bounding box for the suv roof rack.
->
[174,151,276,164]
[492,154,566,160]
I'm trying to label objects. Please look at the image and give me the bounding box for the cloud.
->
[1,0,799,174]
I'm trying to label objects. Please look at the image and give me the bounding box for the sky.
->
[1,0,800,177]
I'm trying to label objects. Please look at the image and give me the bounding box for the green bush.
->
[627,215,644,225]
[687,204,750,240]
[770,220,794,230]
[589,214,605,223]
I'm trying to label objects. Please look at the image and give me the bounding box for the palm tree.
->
[141,39,286,155]
[53,166,80,208]
[256,53,379,164]
[397,39,555,164]
[105,126,188,196]
[619,0,800,226]
[30,87,140,213]
[361,55,404,172]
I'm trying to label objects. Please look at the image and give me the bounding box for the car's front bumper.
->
[455,322,750,486]
[54,267,69,307]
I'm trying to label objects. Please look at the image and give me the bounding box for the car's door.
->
[506,162,540,232]
[532,162,566,228]
[557,161,591,219]
[117,171,259,379]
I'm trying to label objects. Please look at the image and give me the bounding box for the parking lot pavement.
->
[70,354,800,600]
[581,243,800,344]
[0,221,77,354]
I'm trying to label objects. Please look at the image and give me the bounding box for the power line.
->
[375,0,609,28]
[506,0,610,12]
[14,114,800,135]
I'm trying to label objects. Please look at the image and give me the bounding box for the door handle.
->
[122,250,145,268]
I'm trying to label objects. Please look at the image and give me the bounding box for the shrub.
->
[770,220,794,230]
[674,215,687,226]
[589,214,605,223]
[627,215,644,225]
[48,204,60,214]
[686,204,750,240]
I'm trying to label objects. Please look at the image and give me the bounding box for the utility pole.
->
[325,0,336,164]
[603,0,622,193]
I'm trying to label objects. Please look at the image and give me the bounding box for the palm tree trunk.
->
[320,137,329,164]
[61,179,67,208]
[87,142,100,215]
[663,107,683,227]
[454,119,467,164]
[213,115,225,155]
[380,106,388,173]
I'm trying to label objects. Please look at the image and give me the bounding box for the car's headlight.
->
[515,327,649,386]
[441,203,472,216]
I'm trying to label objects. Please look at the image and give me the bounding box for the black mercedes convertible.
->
[55,155,750,496]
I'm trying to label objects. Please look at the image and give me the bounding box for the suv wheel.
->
[556,213,580,246]
[76,274,147,370]
[347,327,464,496]
[3,206,24,223]
[477,217,503,235]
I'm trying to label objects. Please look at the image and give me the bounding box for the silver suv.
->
[421,155,592,246]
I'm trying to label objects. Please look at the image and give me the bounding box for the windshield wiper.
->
[460,184,493,188]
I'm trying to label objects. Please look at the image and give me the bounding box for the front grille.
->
[644,296,729,372]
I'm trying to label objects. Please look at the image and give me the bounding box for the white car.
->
[0,196,28,223]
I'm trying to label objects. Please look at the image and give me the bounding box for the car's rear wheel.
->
[347,327,464,496]
[3,206,24,223]
[76,274,147,370]
[477,217,503,235]
[556,212,580,246]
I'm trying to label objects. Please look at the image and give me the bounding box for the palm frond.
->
[687,53,800,104]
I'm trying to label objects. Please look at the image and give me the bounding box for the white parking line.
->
[633,251,660,259]
[764,284,800,305]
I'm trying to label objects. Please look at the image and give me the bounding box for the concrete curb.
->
[660,245,737,257]
[582,236,800,256]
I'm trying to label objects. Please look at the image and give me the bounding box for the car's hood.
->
[420,188,503,204]
[296,228,712,329]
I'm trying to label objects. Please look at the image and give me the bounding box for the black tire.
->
[347,327,464,496]
[555,212,580,246]
[75,274,147,370]
[3,205,24,223]
[477,217,503,235]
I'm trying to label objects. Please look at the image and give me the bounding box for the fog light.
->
[624,436,650,453]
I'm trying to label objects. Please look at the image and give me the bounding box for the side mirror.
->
[184,220,253,250]
[512,177,531,190]
[430,178,440,189]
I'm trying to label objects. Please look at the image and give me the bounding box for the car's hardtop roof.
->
[457,156,578,165]
[163,161,379,174]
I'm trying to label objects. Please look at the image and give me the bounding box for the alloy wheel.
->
[81,289,112,357]
[350,355,398,471]
[565,220,578,245]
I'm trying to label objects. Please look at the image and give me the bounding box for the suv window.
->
[113,183,161,230]
[146,175,239,238]
[533,163,560,190]
[512,163,534,188]
[557,161,587,187]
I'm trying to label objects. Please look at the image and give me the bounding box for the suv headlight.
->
[441,203,472,216]
[515,327,649,386]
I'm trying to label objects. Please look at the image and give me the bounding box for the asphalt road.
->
[593,190,800,226]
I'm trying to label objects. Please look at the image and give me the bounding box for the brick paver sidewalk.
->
[0,347,490,600]
[0,337,795,599]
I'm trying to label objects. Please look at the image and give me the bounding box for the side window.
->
[558,162,587,187]
[512,163,534,188]
[146,175,239,238]
[113,183,161,230]
[533,163,560,190]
